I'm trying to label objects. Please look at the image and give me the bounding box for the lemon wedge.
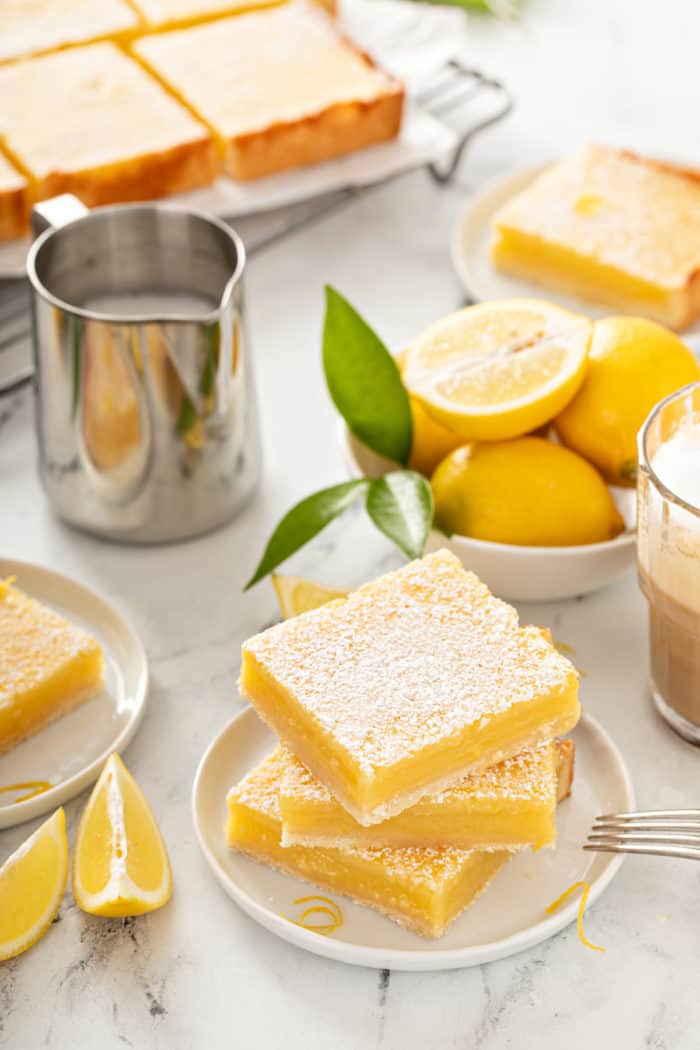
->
[0,808,68,961]
[72,754,172,917]
[403,300,591,441]
[272,574,347,619]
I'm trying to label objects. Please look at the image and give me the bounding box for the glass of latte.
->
[638,381,700,745]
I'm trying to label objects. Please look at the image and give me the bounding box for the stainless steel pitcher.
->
[26,195,261,543]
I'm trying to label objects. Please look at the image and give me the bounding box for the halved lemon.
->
[0,808,68,961]
[72,754,172,917]
[272,574,347,619]
[402,300,592,441]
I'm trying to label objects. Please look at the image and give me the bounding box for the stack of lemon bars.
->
[227,550,580,939]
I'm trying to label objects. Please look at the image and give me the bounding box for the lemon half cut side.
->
[403,300,591,442]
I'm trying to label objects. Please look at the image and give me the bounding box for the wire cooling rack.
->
[0,59,512,396]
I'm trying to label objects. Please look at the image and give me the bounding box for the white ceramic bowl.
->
[338,423,637,603]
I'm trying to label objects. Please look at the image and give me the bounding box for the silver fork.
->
[584,810,700,861]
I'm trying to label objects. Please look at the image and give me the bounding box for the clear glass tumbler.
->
[638,381,700,745]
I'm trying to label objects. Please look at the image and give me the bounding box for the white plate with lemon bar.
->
[450,159,700,336]
[192,706,633,972]
[0,558,148,829]
[451,163,585,312]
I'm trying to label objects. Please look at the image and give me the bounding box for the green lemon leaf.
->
[366,471,434,560]
[176,395,197,434]
[323,286,412,466]
[245,480,369,590]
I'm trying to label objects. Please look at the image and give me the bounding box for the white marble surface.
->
[2,0,700,1046]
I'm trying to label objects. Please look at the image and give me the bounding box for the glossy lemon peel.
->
[0,807,68,961]
[0,780,53,803]
[546,879,605,952]
[292,895,343,935]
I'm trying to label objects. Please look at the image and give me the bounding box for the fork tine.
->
[594,818,700,832]
[584,841,700,861]
[589,830,700,847]
[596,809,700,821]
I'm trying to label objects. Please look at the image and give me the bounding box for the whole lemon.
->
[408,396,465,477]
[555,317,700,486]
[431,436,625,547]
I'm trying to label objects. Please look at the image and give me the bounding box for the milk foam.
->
[652,423,700,510]
[642,419,700,611]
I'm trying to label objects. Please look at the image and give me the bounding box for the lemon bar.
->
[240,550,579,826]
[0,43,219,209]
[0,0,139,65]
[0,579,104,755]
[279,740,574,851]
[227,748,511,938]
[133,2,403,181]
[491,144,700,331]
[130,0,335,32]
[0,152,29,241]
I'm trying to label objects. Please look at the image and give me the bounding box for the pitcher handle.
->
[31,194,89,237]
[0,195,90,396]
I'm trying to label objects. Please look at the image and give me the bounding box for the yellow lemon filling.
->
[0,578,103,756]
[227,749,511,939]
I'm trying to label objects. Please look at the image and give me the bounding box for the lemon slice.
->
[72,754,172,917]
[272,574,347,619]
[403,300,591,441]
[0,808,68,961]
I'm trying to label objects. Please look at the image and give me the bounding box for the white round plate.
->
[338,422,637,603]
[0,558,148,829]
[450,161,700,337]
[192,706,634,972]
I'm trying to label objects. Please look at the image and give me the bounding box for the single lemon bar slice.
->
[0,43,218,209]
[240,550,579,826]
[279,740,574,851]
[491,144,700,332]
[0,579,104,755]
[0,0,139,65]
[133,2,403,181]
[227,749,511,939]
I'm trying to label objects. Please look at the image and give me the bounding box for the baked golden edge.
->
[225,81,404,181]
[0,160,30,239]
[133,24,404,182]
[34,133,221,208]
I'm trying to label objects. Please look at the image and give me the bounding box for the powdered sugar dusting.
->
[0,581,102,705]
[242,551,577,775]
